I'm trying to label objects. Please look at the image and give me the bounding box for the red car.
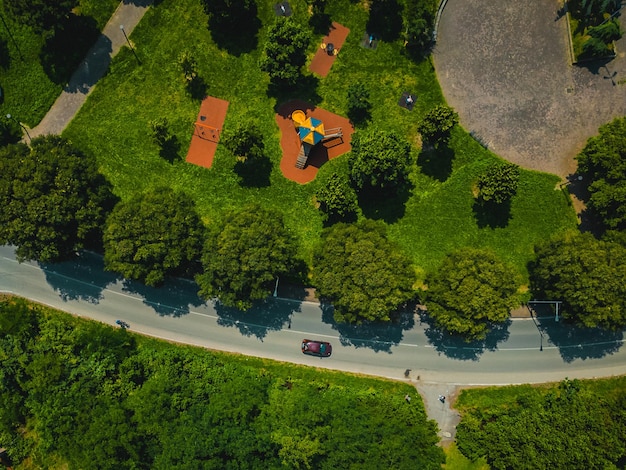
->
[302,339,332,357]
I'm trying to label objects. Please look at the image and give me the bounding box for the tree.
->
[177,50,198,84]
[476,163,520,204]
[315,173,358,225]
[417,104,459,146]
[529,231,626,330]
[196,204,299,310]
[5,0,78,33]
[312,220,416,323]
[403,0,436,58]
[349,130,412,193]
[201,0,257,28]
[0,137,117,262]
[346,83,372,124]
[222,122,265,162]
[103,187,205,287]
[576,117,626,231]
[260,17,310,86]
[424,248,520,341]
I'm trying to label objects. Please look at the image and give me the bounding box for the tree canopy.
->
[260,17,311,86]
[476,163,520,204]
[417,104,459,146]
[529,231,626,330]
[0,298,444,469]
[576,116,626,231]
[312,220,416,323]
[5,0,78,32]
[349,130,413,193]
[424,248,520,341]
[196,204,299,310]
[315,173,358,225]
[103,187,205,287]
[456,378,626,470]
[0,137,117,262]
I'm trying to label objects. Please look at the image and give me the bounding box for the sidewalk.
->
[29,0,153,138]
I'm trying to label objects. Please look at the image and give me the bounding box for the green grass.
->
[63,0,578,283]
[0,0,119,126]
[444,442,489,470]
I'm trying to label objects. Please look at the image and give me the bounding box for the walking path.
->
[29,0,154,139]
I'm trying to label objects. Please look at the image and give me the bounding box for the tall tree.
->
[5,0,78,33]
[103,187,205,287]
[476,163,520,204]
[349,130,412,194]
[0,137,117,262]
[425,248,520,341]
[576,116,626,231]
[196,204,299,310]
[260,17,310,86]
[315,173,358,225]
[312,220,416,323]
[529,231,626,330]
[417,105,459,147]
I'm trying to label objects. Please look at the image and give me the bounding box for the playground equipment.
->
[194,120,220,142]
[291,110,343,169]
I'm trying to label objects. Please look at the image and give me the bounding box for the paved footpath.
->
[30,0,154,138]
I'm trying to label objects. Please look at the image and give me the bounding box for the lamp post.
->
[120,25,141,64]
[6,114,31,143]
[273,277,279,297]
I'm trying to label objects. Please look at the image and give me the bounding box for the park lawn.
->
[63,0,577,283]
[0,0,120,126]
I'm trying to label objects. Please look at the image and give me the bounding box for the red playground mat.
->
[309,22,350,78]
[186,96,229,169]
[276,99,354,184]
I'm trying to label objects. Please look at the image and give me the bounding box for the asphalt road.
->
[2,245,625,387]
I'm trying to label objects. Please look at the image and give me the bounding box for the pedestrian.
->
[404,394,411,403]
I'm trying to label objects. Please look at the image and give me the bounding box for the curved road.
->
[1,245,625,386]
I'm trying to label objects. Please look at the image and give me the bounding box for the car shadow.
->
[39,251,120,304]
[420,311,512,361]
[320,303,415,352]
[214,298,301,341]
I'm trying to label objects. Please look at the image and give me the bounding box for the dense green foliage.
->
[4,0,78,32]
[403,0,436,58]
[424,248,520,341]
[312,220,416,323]
[349,129,412,193]
[529,231,626,329]
[223,121,266,161]
[0,297,444,469]
[62,0,577,284]
[196,204,299,310]
[260,17,311,86]
[456,377,626,469]
[0,136,117,262]
[476,163,520,204]
[417,104,459,146]
[315,172,359,225]
[103,187,205,287]
[346,82,372,124]
[576,117,626,231]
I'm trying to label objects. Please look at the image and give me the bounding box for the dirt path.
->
[434,0,626,178]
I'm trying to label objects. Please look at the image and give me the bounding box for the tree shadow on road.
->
[536,315,624,363]
[320,303,415,352]
[40,251,120,304]
[121,277,204,317]
[214,298,300,341]
[420,311,511,361]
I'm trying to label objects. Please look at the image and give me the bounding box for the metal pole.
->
[273,277,279,297]
[120,25,141,64]
[0,13,24,61]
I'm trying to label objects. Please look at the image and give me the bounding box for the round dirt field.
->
[433,0,626,178]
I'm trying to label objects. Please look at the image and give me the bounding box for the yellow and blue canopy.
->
[298,117,325,145]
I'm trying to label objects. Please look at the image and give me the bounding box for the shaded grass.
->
[63,0,578,283]
[444,442,489,470]
[0,0,120,126]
